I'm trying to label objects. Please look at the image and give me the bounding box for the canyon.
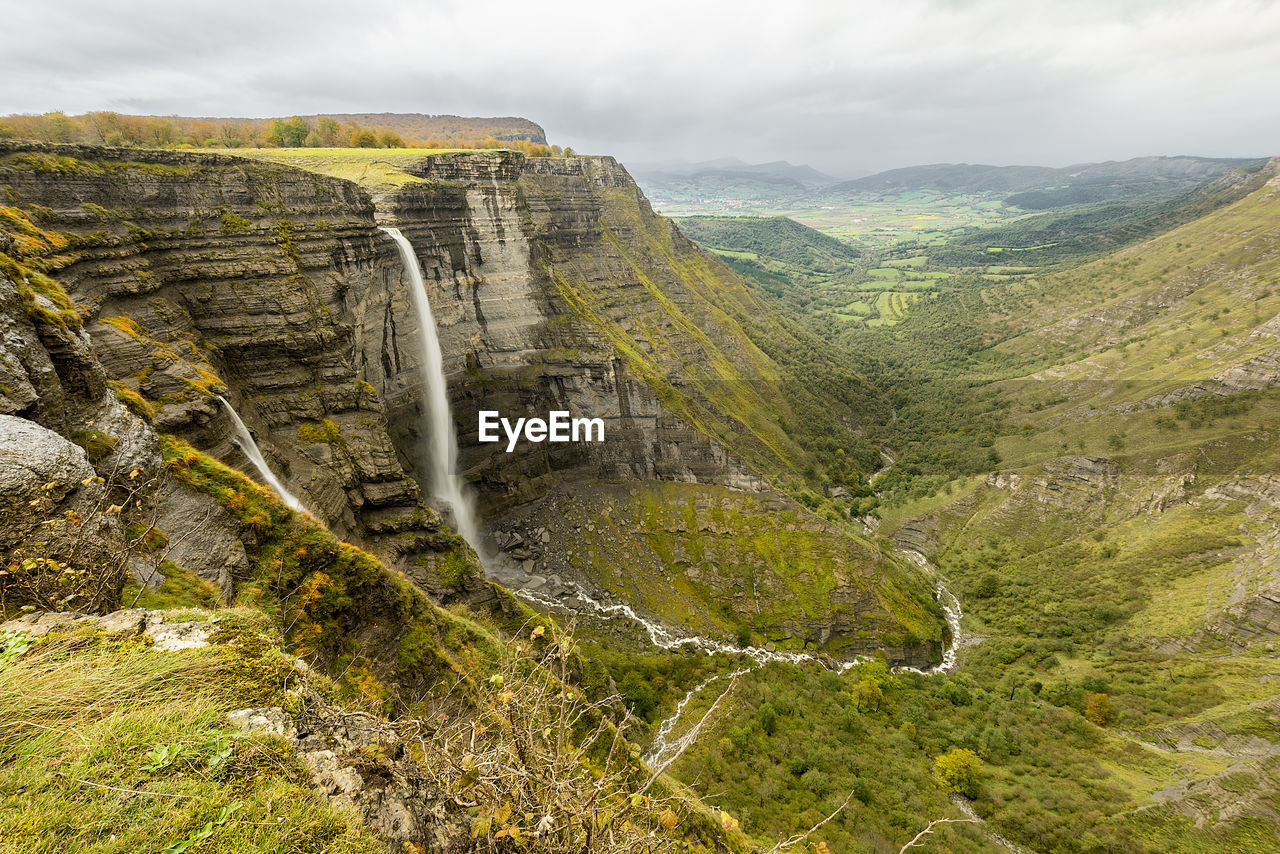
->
[0,140,945,664]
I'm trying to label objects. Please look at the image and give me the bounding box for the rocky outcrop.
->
[229,703,469,852]
[0,414,126,577]
[151,480,250,599]
[0,607,214,650]
[1030,456,1120,505]
[1201,475,1280,641]
[985,471,1022,490]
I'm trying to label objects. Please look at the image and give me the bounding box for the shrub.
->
[973,573,1000,599]
[933,748,982,798]
[1084,693,1113,726]
[219,213,251,233]
[414,624,706,853]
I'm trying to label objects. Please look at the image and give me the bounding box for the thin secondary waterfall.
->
[380,226,487,564]
[216,395,308,514]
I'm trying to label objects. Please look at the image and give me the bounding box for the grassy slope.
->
[923,164,1272,269]
[155,435,506,711]
[211,147,484,189]
[857,163,1280,850]
[522,481,943,653]
[660,165,1280,853]
[0,615,382,854]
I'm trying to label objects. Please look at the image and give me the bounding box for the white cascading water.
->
[892,549,964,675]
[520,580,870,766]
[216,395,308,514]
[644,667,752,767]
[380,227,488,565]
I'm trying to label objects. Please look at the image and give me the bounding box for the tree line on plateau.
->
[0,111,563,155]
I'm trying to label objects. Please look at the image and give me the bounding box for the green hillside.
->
[653,158,1280,854]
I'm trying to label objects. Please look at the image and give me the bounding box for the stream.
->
[521,550,963,766]
[517,514,967,767]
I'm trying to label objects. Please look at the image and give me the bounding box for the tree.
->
[1084,692,1113,726]
[266,116,308,147]
[41,112,77,143]
[854,677,883,712]
[853,658,889,712]
[758,701,778,736]
[375,130,405,148]
[316,116,341,146]
[350,129,377,148]
[933,748,981,798]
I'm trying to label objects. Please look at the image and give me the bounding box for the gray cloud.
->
[2,0,1277,174]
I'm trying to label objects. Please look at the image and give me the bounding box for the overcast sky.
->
[3,0,1278,175]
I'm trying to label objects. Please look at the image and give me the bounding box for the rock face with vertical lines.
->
[365,152,773,517]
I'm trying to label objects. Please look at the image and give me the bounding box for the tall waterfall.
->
[216,395,308,514]
[380,226,487,564]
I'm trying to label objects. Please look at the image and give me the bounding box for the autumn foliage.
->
[0,111,561,156]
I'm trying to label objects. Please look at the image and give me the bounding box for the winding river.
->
[515,450,967,765]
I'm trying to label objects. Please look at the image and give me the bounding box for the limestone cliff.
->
[0,142,479,601]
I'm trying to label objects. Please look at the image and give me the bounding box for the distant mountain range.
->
[632,157,838,188]
[635,154,1269,214]
[821,155,1269,209]
[630,159,839,210]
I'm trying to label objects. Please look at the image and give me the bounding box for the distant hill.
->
[635,158,837,187]
[675,215,868,313]
[676,215,860,268]
[923,163,1273,267]
[633,159,838,212]
[830,162,1060,194]
[818,155,1268,209]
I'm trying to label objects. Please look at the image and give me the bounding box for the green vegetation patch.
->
[159,435,497,710]
[0,625,380,854]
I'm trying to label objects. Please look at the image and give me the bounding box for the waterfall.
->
[216,395,308,514]
[380,226,488,565]
[893,549,964,675]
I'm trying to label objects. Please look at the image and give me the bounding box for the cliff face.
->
[0,142,944,661]
[0,142,479,600]
[369,152,774,513]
